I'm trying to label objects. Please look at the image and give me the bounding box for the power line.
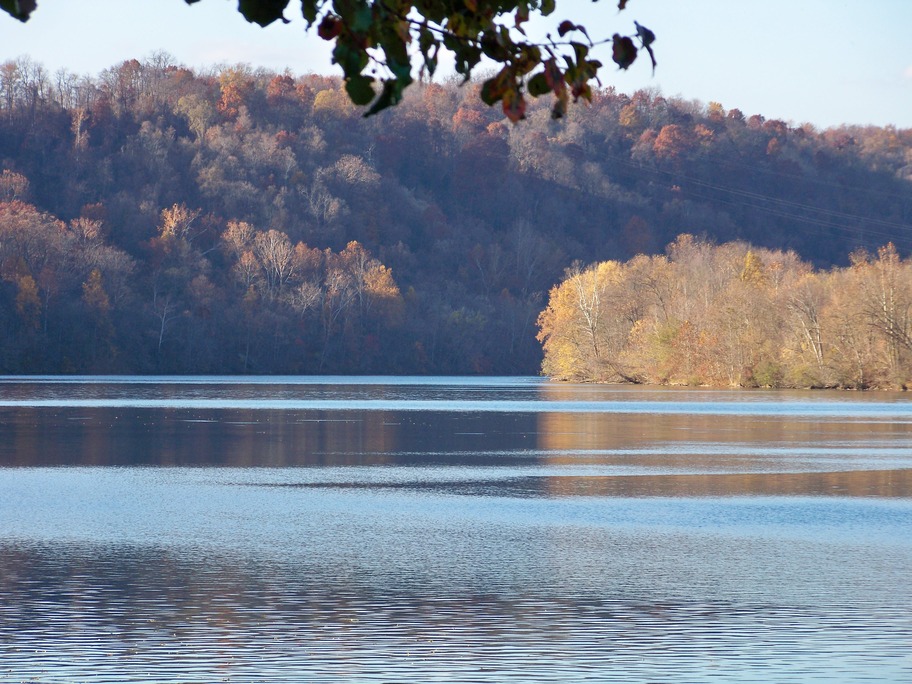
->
[596,152,912,244]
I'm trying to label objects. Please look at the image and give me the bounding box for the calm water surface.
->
[0,376,910,683]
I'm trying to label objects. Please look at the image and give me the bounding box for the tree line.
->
[1,188,406,372]
[538,235,912,388]
[0,54,910,374]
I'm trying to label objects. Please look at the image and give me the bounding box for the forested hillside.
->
[1,55,910,374]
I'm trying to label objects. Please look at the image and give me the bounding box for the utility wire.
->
[596,153,912,242]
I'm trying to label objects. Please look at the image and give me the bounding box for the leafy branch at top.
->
[2,0,656,121]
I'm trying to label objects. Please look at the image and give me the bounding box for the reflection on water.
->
[2,538,910,683]
[2,392,911,498]
[277,469,912,498]
[537,411,912,497]
[0,377,911,682]
[0,406,407,468]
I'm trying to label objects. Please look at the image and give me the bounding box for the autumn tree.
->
[0,169,29,202]
[823,266,882,388]
[254,228,298,299]
[216,219,404,372]
[81,268,115,365]
[848,244,912,386]
[216,67,253,120]
[539,236,912,389]
[653,124,694,160]
[159,203,202,242]
[537,260,641,382]
[14,273,41,329]
[783,271,831,387]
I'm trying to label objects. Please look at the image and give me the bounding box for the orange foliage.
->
[653,124,694,160]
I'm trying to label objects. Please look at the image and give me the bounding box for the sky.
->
[1,0,910,129]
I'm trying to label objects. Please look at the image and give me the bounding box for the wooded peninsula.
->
[1,56,910,382]
[538,237,912,389]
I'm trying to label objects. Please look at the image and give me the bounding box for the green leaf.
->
[345,75,376,106]
[514,2,529,27]
[571,81,592,102]
[481,68,512,105]
[502,87,526,123]
[557,20,576,37]
[332,41,369,76]
[635,21,657,73]
[611,34,637,69]
[528,73,550,97]
[644,44,657,73]
[449,40,483,81]
[481,80,503,106]
[634,21,655,47]
[572,42,589,65]
[351,2,373,33]
[0,0,36,21]
[543,58,564,92]
[481,33,511,61]
[424,54,439,77]
[419,22,440,76]
[238,0,291,26]
[514,45,542,76]
[300,0,319,25]
[380,30,413,84]
[419,21,435,53]
[365,78,406,116]
[447,13,467,37]
[334,0,371,32]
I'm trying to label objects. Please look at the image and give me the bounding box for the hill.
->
[1,55,910,374]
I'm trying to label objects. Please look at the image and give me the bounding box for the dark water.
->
[0,376,910,683]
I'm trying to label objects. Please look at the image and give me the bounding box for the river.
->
[1,376,910,682]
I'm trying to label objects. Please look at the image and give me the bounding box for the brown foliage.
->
[539,236,912,389]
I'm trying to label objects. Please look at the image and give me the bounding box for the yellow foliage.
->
[312,88,356,117]
[740,249,766,285]
[159,203,201,241]
[15,274,41,329]
[81,268,110,315]
[365,263,404,323]
[538,235,912,388]
[537,280,586,380]
[365,264,400,300]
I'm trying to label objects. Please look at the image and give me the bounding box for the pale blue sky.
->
[1,0,910,129]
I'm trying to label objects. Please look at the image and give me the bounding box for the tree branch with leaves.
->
[2,0,655,121]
